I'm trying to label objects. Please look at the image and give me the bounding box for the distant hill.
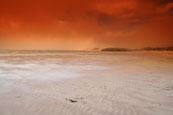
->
[100,47,173,52]
[101,48,129,52]
[141,47,173,51]
[85,48,101,51]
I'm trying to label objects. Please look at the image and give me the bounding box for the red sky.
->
[0,0,173,50]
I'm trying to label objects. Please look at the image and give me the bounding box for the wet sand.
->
[0,51,173,115]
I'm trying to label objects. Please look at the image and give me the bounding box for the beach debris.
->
[66,98,78,103]
[65,97,84,103]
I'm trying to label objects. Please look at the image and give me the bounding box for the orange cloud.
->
[0,0,173,49]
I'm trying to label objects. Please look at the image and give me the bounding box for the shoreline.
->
[0,51,173,115]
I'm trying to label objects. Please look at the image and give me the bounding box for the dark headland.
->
[101,47,173,52]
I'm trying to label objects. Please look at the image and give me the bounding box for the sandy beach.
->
[0,51,173,115]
